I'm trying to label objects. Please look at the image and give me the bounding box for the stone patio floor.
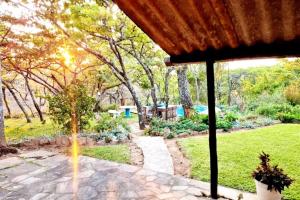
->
[0,150,257,200]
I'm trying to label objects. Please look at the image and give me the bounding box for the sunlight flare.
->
[72,133,79,199]
[62,50,72,66]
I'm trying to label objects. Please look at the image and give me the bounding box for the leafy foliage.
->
[94,113,129,133]
[285,81,300,105]
[148,116,209,138]
[190,114,208,124]
[47,84,95,133]
[252,152,293,193]
[216,119,232,132]
[94,113,130,143]
[276,112,300,123]
[256,103,295,118]
[255,103,300,123]
[224,112,239,122]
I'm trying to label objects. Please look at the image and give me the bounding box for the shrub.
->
[255,117,275,126]
[47,84,95,134]
[191,114,209,124]
[104,136,112,143]
[150,117,175,130]
[247,91,288,111]
[216,119,232,131]
[252,152,293,193]
[276,113,300,123]
[166,132,175,139]
[285,81,300,105]
[241,113,259,121]
[94,113,114,132]
[191,123,208,132]
[291,105,300,115]
[148,117,208,137]
[256,103,295,119]
[224,112,239,122]
[94,113,129,133]
[175,118,194,130]
[175,129,190,135]
[239,121,256,129]
[97,129,129,142]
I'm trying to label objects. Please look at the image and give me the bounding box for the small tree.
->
[47,83,95,134]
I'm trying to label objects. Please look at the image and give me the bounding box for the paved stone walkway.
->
[134,136,174,175]
[0,150,256,200]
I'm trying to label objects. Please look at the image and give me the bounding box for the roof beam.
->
[165,39,300,65]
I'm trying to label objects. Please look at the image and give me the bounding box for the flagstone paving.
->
[0,150,257,200]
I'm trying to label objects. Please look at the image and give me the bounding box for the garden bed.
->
[145,112,282,139]
[165,139,190,177]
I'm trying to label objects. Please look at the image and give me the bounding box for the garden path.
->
[134,136,174,175]
[129,123,174,175]
[0,150,256,200]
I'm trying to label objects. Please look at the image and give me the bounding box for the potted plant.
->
[252,152,293,200]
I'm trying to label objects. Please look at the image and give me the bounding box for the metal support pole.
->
[206,59,218,199]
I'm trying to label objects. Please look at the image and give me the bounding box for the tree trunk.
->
[227,66,231,106]
[25,76,45,123]
[2,88,11,118]
[145,69,158,117]
[18,92,35,118]
[0,61,6,146]
[150,85,158,116]
[177,65,193,118]
[3,82,31,123]
[195,76,200,104]
[164,67,173,120]
[138,61,158,117]
[126,83,145,130]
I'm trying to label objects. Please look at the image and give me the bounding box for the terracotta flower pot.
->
[255,180,281,200]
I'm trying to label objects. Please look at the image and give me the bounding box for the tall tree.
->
[46,2,148,129]
[2,88,11,118]
[0,60,5,145]
[24,75,45,123]
[117,29,165,116]
[177,65,193,117]
[3,81,31,123]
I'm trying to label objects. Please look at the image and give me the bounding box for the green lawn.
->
[81,144,130,164]
[179,124,300,200]
[5,117,60,142]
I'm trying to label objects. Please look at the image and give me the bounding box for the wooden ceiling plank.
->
[115,0,180,54]
[281,0,296,41]
[208,0,239,48]
[187,0,222,49]
[223,0,253,46]
[141,0,192,53]
[255,0,273,43]
[164,0,208,52]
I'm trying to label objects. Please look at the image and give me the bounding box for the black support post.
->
[206,59,218,199]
